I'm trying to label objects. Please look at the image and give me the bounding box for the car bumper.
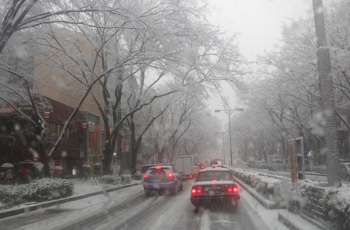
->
[143,182,175,190]
[190,194,240,205]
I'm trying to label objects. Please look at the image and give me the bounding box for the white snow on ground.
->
[239,186,289,230]
[278,210,320,230]
[199,212,211,230]
[2,184,143,230]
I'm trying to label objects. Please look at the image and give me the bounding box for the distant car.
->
[270,160,285,171]
[143,166,183,196]
[257,161,267,169]
[340,162,350,181]
[194,166,200,175]
[190,166,240,211]
[140,164,156,183]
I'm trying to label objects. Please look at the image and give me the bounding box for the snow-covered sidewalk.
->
[0,178,140,219]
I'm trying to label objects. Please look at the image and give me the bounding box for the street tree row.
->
[0,0,246,174]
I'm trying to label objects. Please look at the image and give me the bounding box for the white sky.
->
[207,0,312,129]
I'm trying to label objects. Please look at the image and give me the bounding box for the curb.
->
[0,183,140,220]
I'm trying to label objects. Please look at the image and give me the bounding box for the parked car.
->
[140,164,156,183]
[190,166,240,211]
[257,161,267,169]
[340,162,350,181]
[143,166,183,196]
[270,159,285,171]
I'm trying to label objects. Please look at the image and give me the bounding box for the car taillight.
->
[191,187,202,194]
[190,175,192,178]
[212,179,217,182]
[167,173,172,177]
[227,187,238,193]
[144,174,148,178]
[156,167,161,170]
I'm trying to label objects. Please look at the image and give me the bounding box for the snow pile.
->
[0,178,74,209]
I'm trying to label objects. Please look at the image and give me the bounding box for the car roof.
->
[199,166,230,172]
[148,166,172,170]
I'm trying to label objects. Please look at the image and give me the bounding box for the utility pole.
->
[215,108,244,167]
[312,0,341,187]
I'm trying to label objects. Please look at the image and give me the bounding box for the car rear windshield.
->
[147,168,170,176]
[141,166,154,173]
[197,171,232,181]
[344,163,350,170]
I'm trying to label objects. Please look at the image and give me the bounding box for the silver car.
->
[340,162,350,181]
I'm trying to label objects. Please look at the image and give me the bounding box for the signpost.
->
[288,139,297,183]
[49,160,55,175]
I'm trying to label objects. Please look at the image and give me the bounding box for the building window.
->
[69,128,77,147]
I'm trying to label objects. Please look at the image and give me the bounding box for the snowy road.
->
[0,180,271,230]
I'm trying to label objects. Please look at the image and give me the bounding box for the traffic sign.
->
[307,151,313,157]
[49,160,55,174]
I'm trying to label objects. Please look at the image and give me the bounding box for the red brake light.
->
[233,187,238,193]
[190,175,192,178]
[195,171,197,174]
[167,173,172,177]
[215,165,219,167]
[155,167,161,170]
[212,179,217,182]
[191,187,202,194]
[144,174,148,178]
[227,188,233,192]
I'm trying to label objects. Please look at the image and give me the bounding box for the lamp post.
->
[215,108,244,167]
[215,132,226,164]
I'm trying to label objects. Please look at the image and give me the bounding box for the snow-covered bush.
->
[323,187,350,230]
[121,174,133,184]
[232,168,281,198]
[313,164,327,174]
[289,179,350,230]
[0,178,74,209]
[100,175,116,183]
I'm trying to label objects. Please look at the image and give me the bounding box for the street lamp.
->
[215,132,226,164]
[215,108,244,167]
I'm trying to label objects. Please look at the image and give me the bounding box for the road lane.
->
[0,179,272,230]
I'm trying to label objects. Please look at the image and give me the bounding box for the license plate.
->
[209,189,220,195]
[154,179,161,183]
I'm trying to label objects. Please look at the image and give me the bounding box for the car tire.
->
[179,181,183,191]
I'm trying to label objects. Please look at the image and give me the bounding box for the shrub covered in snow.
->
[232,168,281,198]
[100,175,116,183]
[289,179,350,230]
[121,174,133,184]
[0,178,74,209]
[313,164,327,174]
